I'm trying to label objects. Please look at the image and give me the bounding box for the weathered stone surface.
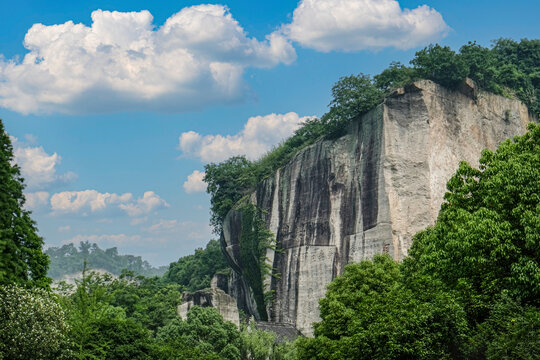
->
[254,322,303,343]
[222,80,535,336]
[178,275,240,327]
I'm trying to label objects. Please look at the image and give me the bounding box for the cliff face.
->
[221,80,534,336]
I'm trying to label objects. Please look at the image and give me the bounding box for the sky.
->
[0,0,538,266]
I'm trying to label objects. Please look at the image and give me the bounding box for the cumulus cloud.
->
[143,219,179,233]
[119,191,169,217]
[0,6,296,114]
[25,191,50,210]
[50,190,168,216]
[179,112,314,163]
[283,0,449,52]
[183,170,207,194]
[50,190,132,213]
[11,136,77,190]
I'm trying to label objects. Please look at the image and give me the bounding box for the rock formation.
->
[221,80,535,336]
[178,274,240,327]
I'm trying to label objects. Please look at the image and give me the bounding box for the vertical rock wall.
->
[221,80,534,336]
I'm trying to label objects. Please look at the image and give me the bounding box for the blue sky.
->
[0,0,538,266]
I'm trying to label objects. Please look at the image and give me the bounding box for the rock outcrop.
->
[178,274,240,327]
[221,80,535,336]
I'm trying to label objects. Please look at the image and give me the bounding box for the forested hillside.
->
[46,242,168,279]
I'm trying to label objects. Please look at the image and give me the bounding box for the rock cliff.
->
[178,274,240,327]
[221,80,534,336]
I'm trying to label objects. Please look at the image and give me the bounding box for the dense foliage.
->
[164,239,229,292]
[205,38,540,234]
[296,123,540,359]
[60,268,178,359]
[0,119,50,287]
[47,241,167,280]
[58,268,294,359]
[0,285,72,359]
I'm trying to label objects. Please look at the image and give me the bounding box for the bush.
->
[0,285,72,359]
[156,306,242,359]
[411,44,469,89]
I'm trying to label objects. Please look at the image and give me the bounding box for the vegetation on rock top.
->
[205,38,540,234]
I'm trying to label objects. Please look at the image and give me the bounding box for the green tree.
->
[321,73,383,137]
[460,41,502,93]
[240,322,276,360]
[64,268,156,359]
[405,122,540,321]
[164,239,228,292]
[205,156,256,233]
[296,255,468,360]
[411,44,469,89]
[109,274,182,333]
[156,306,242,359]
[0,284,72,359]
[0,120,50,287]
[374,61,417,93]
[466,293,540,359]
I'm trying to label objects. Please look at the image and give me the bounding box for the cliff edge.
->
[221,80,534,336]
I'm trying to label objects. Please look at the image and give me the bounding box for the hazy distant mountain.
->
[46,241,168,280]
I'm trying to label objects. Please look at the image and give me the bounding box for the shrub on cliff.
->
[411,44,469,89]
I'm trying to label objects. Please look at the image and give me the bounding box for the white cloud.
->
[50,190,168,216]
[179,112,314,163]
[119,191,169,217]
[58,225,71,232]
[25,191,50,210]
[143,219,179,233]
[130,217,148,226]
[50,190,132,213]
[11,136,77,190]
[0,6,296,114]
[283,0,449,52]
[183,170,207,193]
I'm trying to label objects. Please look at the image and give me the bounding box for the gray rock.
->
[178,275,240,327]
[222,80,535,336]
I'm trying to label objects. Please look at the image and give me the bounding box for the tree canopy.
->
[0,119,50,288]
[163,239,229,292]
[297,123,540,359]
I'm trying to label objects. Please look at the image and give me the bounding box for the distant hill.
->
[46,241,168,280]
